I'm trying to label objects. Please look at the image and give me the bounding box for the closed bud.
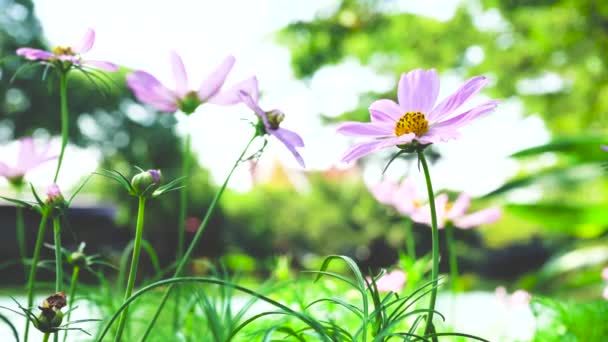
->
[69,251,86,267]
[45,184,66,208]
[265,109,285,130]
[131,169,162,198]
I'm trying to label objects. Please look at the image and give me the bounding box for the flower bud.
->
[131,169,162,198]
[265,110,285,130]
[35,292,66,333]
[69,251,87,267]
[45,184,66,208]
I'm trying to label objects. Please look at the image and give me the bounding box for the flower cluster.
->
[370,178,501,229]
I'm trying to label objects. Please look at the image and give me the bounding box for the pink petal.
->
[370,179,399,205]
[369,99,402,122]
[198,55,236,101]
[510,290,531,307]
[446,193,470,220]
[336,122,393,137]
[340,135,415,164]
[16,48,54,61]
[415,127,461,144]
[428,76,489,122]
[454,207,501,229]
[84,60,119,71]
[16,137,35,169]
[72,28,95,54]
[272,128,305,167]
[170,51,189,97]
[0,161,11,178]
[601,267,608,281]
[210,76,258,106]
[393,178,419,215]
[603,286,608,300]
[397,69,439,113]
[411,193,448,229]
[127,71,178,112]
[375,270,407,292]
[432,100,499,130]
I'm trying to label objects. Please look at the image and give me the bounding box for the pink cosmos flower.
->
[370,178,420,216]
[235,76,305,167]
[126,51,237,113]
[602,267,608,300]
[16,28,118,71]
[411,193,501,229]
[0,137,57,184]
[337,69,499,163]
[366,270,407,293]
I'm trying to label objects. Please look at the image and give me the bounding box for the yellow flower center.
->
[51,46,75,56]
[394,111,429,137]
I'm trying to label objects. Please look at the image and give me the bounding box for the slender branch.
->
[63,265,80,342]
[53,218,63,292]
[54,71,69,183]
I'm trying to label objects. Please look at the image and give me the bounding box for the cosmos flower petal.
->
[446,193,470,219]
[454,207,501,229]
[210,75,258,106]
[198,55,236,101]
[369,99,403,122]
[602,267,608,281]
[274,127,304,148]
[428,76,489,122]
[272,128,305,167]
[341,135,415,164]
[84,60,119,71]
[370,179,399,205]
[72,28,95,54]
[432,100,499,130]
[411,193,449,229]
[16,48,54,61]
[170,51,189,97]
[0,161,10,177]
[398,69,439,113]
[336,122,393,137]
[415,127,461,144]
[372,270,407,292]
[393,178,419,215]
[127,71,178,112]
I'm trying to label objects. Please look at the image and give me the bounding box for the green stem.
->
[24,211,49,342]
[139,133,257,341]
[42,333,50,342]
[173,131,191,332]
[53,218,63,292]
[404,217,416,260]
[63,265,80,342]
[418,151,439,336]
[114,196,147,342]
[17,205,26,275]
[445,224,459,292]
[53,72,69,183]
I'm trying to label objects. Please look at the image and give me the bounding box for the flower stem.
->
[53,218,63,292]
[24,210,49,342]
[139,134,257,341]
[445,223,459,292]
[62,265,80,342]
[418,151,439,336]
[42,333,50,342]
[403,218,416,260]
[114,196,146,342]
[16,205,26,276]
[53,72,69,183]
[173,131,191,332]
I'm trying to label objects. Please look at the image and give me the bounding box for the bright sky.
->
[5,0,549,199]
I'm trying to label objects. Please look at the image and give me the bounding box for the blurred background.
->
[0,0,607,304]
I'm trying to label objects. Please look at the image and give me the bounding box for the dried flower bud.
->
[131,169,162,198]
[265,110,285,130]
[35,292,66,333]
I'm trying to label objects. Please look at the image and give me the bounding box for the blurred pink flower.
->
[411,193,501,229]
[370,178,420,216]
[0,137,56,184]
[337,69,498,163]
[126,51,237,113]
[496,286,531,307]
[602,267,608,281]
[236,77,305,167]
[185,217,202,233]
[367,270,407,293]
[16,28,118,71]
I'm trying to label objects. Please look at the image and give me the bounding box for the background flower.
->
[411,193,501,229]
[0,137,57,185]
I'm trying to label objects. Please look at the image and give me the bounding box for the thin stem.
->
[24,210,49,342]
[63,265,80,342]
[53,218,63,292]
[53,72,69,183]
[418,151,439,336]
[445,224,459,292]
[139,133,257,341]
[42,333,50,342]
[173,131,191,332]
[404,217,416,260]
[114,196,146,342]
[17,205,26,275]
